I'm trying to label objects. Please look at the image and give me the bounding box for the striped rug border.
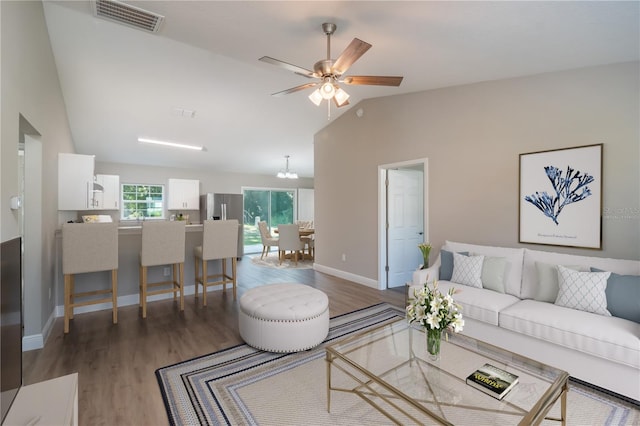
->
[155,302,405,425]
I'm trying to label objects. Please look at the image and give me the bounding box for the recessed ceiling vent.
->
[93,0,164,33]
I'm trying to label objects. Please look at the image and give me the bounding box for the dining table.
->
[273,227,314,236]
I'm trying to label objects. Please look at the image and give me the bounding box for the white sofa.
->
[411,240,640,401]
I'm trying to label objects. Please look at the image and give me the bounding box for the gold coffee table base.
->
[326,319,568,425]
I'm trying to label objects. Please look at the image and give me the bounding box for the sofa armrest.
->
[412,264,439,286]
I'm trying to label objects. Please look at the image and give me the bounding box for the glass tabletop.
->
[325,318,569,425]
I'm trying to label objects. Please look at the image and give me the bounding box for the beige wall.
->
[1,1,76,338]
[314,62,639,285]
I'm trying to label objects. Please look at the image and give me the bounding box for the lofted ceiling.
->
[42,1,639,178]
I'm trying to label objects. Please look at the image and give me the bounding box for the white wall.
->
[314,62,640,285]
[96,161,313,195]
[1,1,76,341]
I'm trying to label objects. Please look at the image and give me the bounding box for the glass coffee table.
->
[325,318,569,425]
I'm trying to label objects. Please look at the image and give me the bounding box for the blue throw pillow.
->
[591,267,640,323]
[439,250,469,281]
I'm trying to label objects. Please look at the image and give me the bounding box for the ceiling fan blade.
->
[342,76,404,86]
[271,82,318,97]
[332,38,372,76]
[259,56,315,78]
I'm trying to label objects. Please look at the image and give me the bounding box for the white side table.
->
[4,373,78,426]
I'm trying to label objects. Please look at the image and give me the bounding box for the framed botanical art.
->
[519,144,602,249]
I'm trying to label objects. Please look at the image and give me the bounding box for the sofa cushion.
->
[451,253,484,288]
[500,300,640,368]
[555,266,610,316]
[480,256,507,294]
[439,249,468,281]
[411,280,520,326]
[534,262,590,303]
[444,241,525,297]
[522,248,640,300]
[592,268,640,323]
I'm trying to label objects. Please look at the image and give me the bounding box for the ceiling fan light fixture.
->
[320,80,336,99]
[308,89,323,106]
[276,155,298,179]
[334,87,350,106]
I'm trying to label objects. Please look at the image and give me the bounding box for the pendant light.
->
[276,155,298,179]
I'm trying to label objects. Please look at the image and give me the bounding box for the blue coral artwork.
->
[524,165,594,225]
[519,144,602,249]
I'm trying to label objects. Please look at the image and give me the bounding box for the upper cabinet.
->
[58,153,95,210]
[94,174,120,210]
[167,178,199,210]
[58,153,120,211]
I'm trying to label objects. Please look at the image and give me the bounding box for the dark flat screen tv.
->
[1,237,22,423]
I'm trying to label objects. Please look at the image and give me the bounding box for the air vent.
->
[93,0,164,33]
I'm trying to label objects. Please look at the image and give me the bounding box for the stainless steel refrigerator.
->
[200,193,244,258]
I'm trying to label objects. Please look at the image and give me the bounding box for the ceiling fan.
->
[259,23,403,117]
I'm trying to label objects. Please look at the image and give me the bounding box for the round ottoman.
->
[239,283,329,353]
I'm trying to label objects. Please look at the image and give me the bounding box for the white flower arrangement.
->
[406,280,464,334]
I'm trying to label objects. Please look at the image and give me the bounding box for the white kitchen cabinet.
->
[167,178,200,210]
[58,153,95,210]
[94,174,120,210]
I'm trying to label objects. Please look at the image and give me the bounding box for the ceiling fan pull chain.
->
[327,100,331,120]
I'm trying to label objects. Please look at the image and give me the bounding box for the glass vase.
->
[426,328,442,361]
[420,257,429,270]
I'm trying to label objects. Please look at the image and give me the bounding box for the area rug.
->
[156,303,639,426]
[250,254,313,269]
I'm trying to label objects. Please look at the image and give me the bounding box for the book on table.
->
[466,363,519,400]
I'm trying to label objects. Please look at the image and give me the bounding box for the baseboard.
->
[53,284,200,317]
[21,284,207,351]
[313,263,380,289]
[23,308,57,351]
[22,334,44,352]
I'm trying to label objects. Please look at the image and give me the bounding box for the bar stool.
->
[139,221,186,318]
[62,222,118,334]
[194,219,238,306]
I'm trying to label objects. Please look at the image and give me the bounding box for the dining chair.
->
[258,221,278,259]
[295,221,314,260]
[139,221,186,318]
[194,219,239,306]
[277,223,305,265]
[301,234,315,260]
[62,222,118,334]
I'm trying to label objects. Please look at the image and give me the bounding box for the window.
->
[242,188,296,253]
[121,184,165,220]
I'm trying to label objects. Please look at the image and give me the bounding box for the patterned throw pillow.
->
[534,262,589,303]
[451,253,484,288]
[439,250,469,281]
[555,265,611,316]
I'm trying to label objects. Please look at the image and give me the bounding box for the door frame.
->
[377,158,429,290]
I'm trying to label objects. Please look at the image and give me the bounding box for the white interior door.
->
[387,169,424,288]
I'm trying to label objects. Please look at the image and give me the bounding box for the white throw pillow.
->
[480,256,507,294]
[451,253,484,288]
[555,265,611,316]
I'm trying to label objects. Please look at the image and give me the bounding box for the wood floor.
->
[23,256,405,425]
